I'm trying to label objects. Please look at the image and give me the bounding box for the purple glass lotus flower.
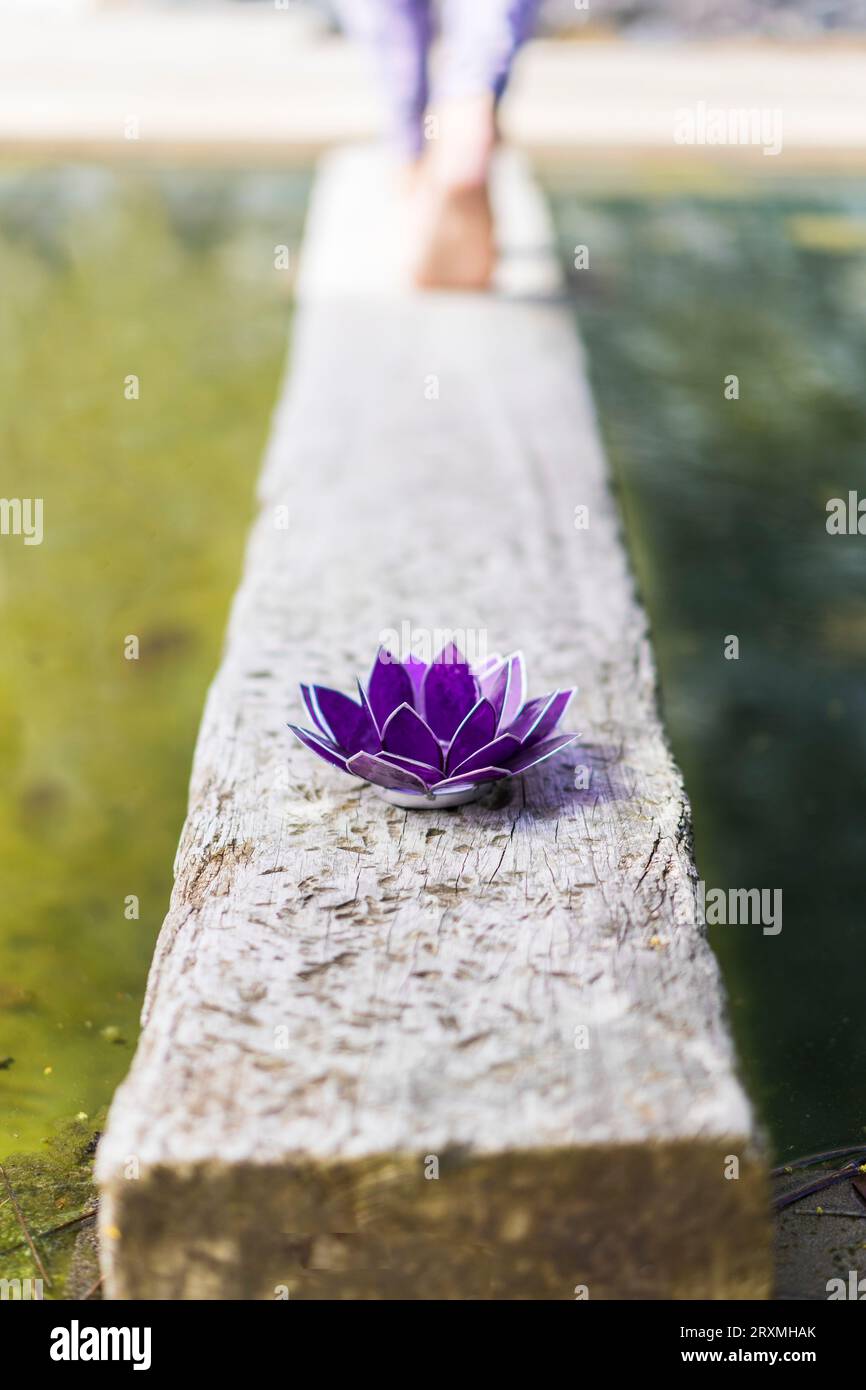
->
[288,644,578,808]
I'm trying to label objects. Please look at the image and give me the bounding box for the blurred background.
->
[1,0,865,1289]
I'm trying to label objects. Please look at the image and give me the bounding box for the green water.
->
[0,166,308,1163]
[547,171,866,1158]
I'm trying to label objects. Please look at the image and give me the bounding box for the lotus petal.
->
[521,689,575,747]
[356,677,381,736]
[347,751,431,795]
[446,698,497,773]
[422,644,478,741]
[378,752,442,786]
[500,652,526,728]
[483,653,526,730]
[310,685,379,756]
[450,732,521,777]
[474,653,503,678]
[300,684,330,738]
[381,703,443,768]
[367,648,415,730]
[403,653,428,705]
[504,693,553,743]
[431,766,510,792]
[506,732,578,775]
[288,724,351,773]
[481,660,509,724]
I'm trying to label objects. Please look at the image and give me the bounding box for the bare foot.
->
[410,179,495,290]
[408,94,498,291]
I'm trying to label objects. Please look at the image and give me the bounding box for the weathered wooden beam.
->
[97,148,770,1300]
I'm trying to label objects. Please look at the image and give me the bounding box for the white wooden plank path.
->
[2,18,865,157]
[96,147,770,1300]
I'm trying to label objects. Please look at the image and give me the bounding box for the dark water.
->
[547,174,866,1158]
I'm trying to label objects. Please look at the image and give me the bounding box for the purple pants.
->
[335,0,542,159]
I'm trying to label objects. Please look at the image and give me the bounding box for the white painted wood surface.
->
[97,148,769,1300]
